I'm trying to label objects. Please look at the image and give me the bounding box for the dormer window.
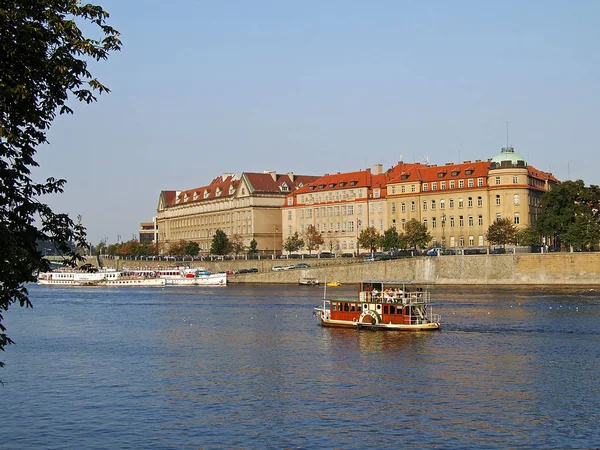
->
[350,181,357,186]
[183,193,189,202]
[228,185,235,195]
[438,171,446,178]
[215,187,222,197]
[465,170,473,175]
[280,182,289,192]
[451,170,460,176]
[329,183,336,188]
[193,192,198,201]
[339,182,346,187]
[309,186,315,191]
[319,184,325,189]
[203,189,210,199]
[401,175,408,180]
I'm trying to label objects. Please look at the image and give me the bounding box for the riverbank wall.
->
[94,253,600,286]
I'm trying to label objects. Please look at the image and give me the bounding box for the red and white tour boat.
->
[314,280,441,331]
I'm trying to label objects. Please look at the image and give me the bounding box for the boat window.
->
[376,304,381,310]
[344,303,349,312]
[357,305,362,312]
[383,305,388,314]
[390,305,396,314]
[350,304,355,312]
[331,303,337,311]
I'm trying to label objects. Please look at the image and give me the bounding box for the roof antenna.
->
[506,120,509,148]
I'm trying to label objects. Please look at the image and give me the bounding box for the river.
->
[1,284,599,449]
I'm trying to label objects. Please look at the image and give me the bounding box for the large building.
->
[283,146,558,253]
[156,170,320,255]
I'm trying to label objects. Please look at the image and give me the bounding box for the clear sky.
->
[34,0,600,245]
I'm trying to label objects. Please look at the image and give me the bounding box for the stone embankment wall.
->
[96,253,600,286]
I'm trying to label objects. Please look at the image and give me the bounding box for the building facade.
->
[156,170,319,255]
[139,218,158,244]
[283,147,558,253]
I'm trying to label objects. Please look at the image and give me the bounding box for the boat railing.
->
[359,290,432,305]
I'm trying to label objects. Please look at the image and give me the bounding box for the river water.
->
[1,284,599,449]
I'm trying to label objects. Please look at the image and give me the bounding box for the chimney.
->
[264,169,277,181]
[373,164,383,175]
[287,172,294,182]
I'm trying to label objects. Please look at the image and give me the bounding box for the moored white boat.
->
[129,267,227,286]
[314,280,441,331]
[37,268,166,287]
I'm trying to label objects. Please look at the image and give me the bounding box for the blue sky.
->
[34,0,600,244]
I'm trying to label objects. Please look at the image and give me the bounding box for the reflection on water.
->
[1,284,599,449]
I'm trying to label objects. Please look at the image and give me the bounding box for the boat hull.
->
[319,316,440,331]
[37,278,166,287]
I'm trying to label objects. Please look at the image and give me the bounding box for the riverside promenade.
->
[96,253,600,286]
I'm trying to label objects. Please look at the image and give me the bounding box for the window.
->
[411,201,416,211]
[450,217,455,227]
[468,197,473,207]
[458,198,464,209]
[478,178,483,187]
[496,176,501,185]
[469,236,474,246]
[459,180,464,188]
[459,216,464,227]
[477,196,483,207]
[423,218,428,229]
[347,205,354,215]
[401,202,406,212]
[449,199,454,208]
[432,217,437,228]
[450,180,455,189]
[423,183,428,192]
[440,200,445,210]
[431,200,436,210]
[287,211,292,220]
[401,218,406,230]
[401,185,406,193]
[391,186,396,194]
[468,216,473,227]
[441,181,446,190]
[478,215,483,226]
[514,213,520,225]
[496,195,501,206]
[459,236,465,246]
[514,194,520,205]
[513,176,518,184]
[411,184,416,192]
[468,179,474,188]
[423,201,427,211]
[432,182,437,191]
[391,203,396,213]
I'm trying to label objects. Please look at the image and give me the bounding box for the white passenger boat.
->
[314,280,441,331]
[130,267,227,286]
[37,268,166,287]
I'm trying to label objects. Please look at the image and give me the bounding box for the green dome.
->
[490,146,527,169]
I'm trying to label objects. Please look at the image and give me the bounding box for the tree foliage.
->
[403,219,432,250]
[358,227,380,254]
[0,2,121,365]
[379,227,401,251]
[485,218,517,247]
[247,239,258,255]
[303,225,324,255]
[516,226,542,247]
[210,229,231,255]
[283,232,304,254]
[536,180,600,250]
[229,234,245,256]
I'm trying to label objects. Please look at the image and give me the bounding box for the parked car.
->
[319,252,334,258]
[339,253,354,258]
[295,263,310,269]
[272,266,285,271]
[363,256,375,262]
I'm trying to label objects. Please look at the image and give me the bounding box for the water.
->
[1,284,599,449]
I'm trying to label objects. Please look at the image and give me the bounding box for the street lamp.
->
[441,214,446,250]
[273,225,278,260]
